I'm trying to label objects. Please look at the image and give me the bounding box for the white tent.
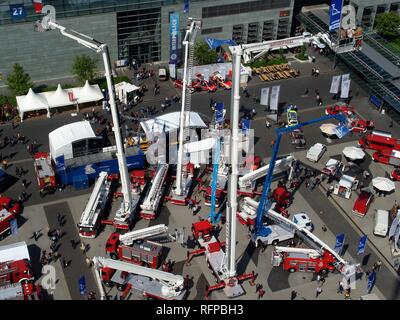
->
[74,80,104,104]
[49,120,96,160]
[16,82,104,121]
[372,177,395,192]
[342,146,365,160]
[320,123,338,136]
[16,88,50,119]
[140,111,207,140]
[46,84,72,108]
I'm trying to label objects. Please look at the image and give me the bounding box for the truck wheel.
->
[117,284,126,292]
[104,281,113,288]
[110,253,118,260]
[272,240,279,246]
[289,267,296,273]
[320,269,328,275]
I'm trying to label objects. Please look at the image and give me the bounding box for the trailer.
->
[93,256,186,300]
[105,224,170,268]
[78,172,112,238]
[33,152,57,192]
[140,164,169,219]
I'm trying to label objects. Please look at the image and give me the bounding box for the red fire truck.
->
[0,282,41,300]
[352,189,373,217]
[105,233,162,268]
[33,152,57,192]
[0,197,22,215]
[0,208,21,240]
[272,246,337,274]
[358,131,400,153]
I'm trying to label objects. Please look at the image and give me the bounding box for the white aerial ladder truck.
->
[140,164,169,220]
[262,207,357,281]
[36,6,136,230]
[93,256,186,300]
[171,18,202,206]
[238,155,296,196]
[78,171,111,238]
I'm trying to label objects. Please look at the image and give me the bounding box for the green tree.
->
[6,63,33,96]
[375,12,400,39]
[71,54,98,84]
[194,41,218,65]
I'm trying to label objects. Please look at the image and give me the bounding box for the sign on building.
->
[169,13,180,65]
[334,233,345,255]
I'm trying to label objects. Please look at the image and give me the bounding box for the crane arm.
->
[255,113,348,236]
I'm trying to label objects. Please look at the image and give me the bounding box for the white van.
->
[306,143,327,162]
[158,67,168,81]
[374,209,389,237]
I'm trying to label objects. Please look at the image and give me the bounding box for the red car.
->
[391,168,400,181]
[0,197,22,215]
[352,190,373,217]
[174,79,199,93]
[325,104,355,116]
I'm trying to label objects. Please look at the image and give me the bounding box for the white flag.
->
[270,86,280,111]
[260,87,270,106]
[330,75,341,94]
[342,73,350,82]
[340,79,351,98]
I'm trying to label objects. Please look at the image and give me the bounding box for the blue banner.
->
[215,103,224,123]
[241,119,251,135]
[329,0,343,32]
[357,235,368,255]
[169,13,180,65]
[183,0,189,14]
[205,38,237,50]
[369,94,382,109]
[334,233,345,255]
[367,271,376,290]
[9,4,26,21]
[79,276,87,295]
[10,219,18,235]
[334,125,350,139]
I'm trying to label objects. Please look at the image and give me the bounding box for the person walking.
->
[290,290,297,300]
[22,179,27,189]
[257,285,265,299]
[33,231,39,241]
[322,225,327,232]
[315,286,323,298]
[375,260,382,272]
[344,289,351,300]
[70,239,77,249]
[337,281,344,294]
[62,258,69,268]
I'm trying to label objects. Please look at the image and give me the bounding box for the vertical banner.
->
[334,233,345,255]
[215,103,224,123]
[10,219,18,235]
[340,79,351,98]
[329,75,341,94]
[357,235,368,255]
[367,271,376,292]
[55,155,65,171]
[169,13,180,65]
[260,87,270,106]
[168,64,176,79]
[79,276,87,295]
[270,86,280,111]
[183,0,190,14]
[329,0,343,32]
[241,119,250,135]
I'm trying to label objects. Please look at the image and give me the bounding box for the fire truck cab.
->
[192,220,213,242]
[33,152,57,192]
[105,233,162,268]
[0,208,19,240]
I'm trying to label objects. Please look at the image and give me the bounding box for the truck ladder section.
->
[118,224,169,246]
[78,172,111,230]
[140,164,169,216]
[274,246,321,258]
[238,155,295,190]
[265,209,348,269]
[93,256,185,300]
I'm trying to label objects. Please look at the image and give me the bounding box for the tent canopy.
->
[49,120,96,160]
[140,112,207,140]
[16,81,103,121]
